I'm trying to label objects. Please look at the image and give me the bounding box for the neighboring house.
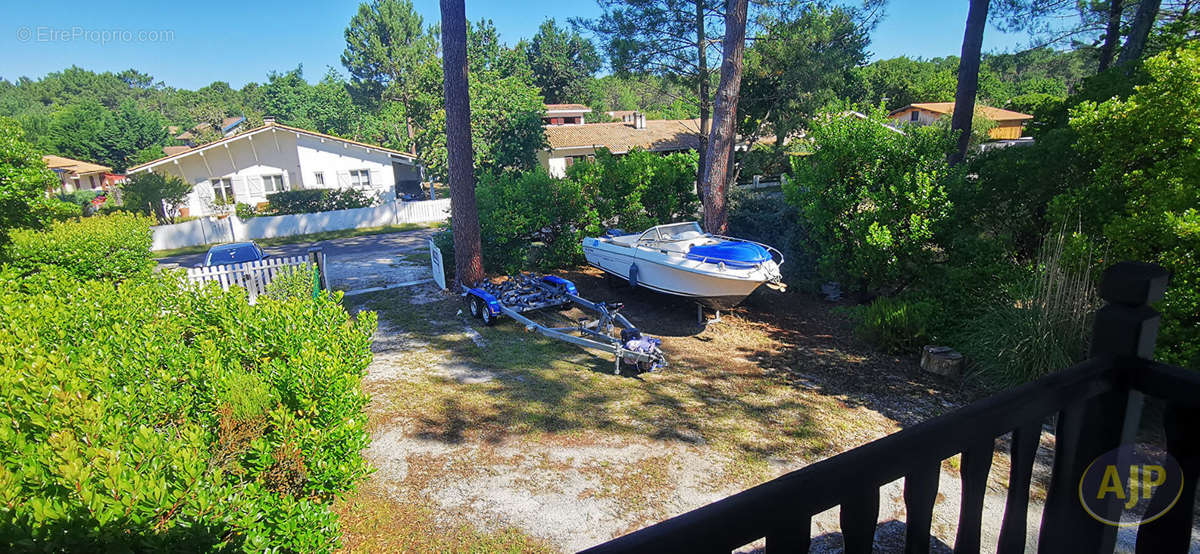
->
[126,118,424,218]
[543,104,591,126]
[887,102,1033,140]
[42,155,123,195]
[540,115,772,178]
[175,115,247,146]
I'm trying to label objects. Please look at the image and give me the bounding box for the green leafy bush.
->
[266,188,376,215]
[476,169,589,273]
[0,271,376,552]
[235,202,258,219]
[786,107,959,295]
[843,296,935,354]
[4,213,154,280]
[38,197,85,222]
[121,172,193,224]
[1049,44,1200,368]
[0,117,61,242]
[264,265,318,302]
[566,148,698,234]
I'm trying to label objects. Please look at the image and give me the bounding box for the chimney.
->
[633,112,646,130]
[263,116,276,125]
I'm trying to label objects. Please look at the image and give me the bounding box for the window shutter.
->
[197,180,214,202]
[281,171,291,191]
[231,176,247,200]
[369,168,384,188]
[337,170,351,187]
[247,175,265,197]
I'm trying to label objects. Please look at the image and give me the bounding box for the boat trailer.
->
[462,274,667,375]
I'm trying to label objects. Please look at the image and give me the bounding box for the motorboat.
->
[582,221,786,309]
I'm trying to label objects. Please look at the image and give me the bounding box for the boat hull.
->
[583,239,779,309]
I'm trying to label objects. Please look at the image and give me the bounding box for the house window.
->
[263,174,287,193]
[211,178,235,203]
[314,172,325,186]
[350,169,372,188]
[910,111,919,122]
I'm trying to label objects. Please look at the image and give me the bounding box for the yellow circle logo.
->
[1078,444,1184,527]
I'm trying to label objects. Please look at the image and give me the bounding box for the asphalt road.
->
[156,228,438,268]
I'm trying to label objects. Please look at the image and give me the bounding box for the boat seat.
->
[610,234,639,247]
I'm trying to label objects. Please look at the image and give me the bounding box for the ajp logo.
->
[1078,444,1184,527]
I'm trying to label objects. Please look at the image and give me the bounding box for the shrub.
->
[0,271,376,552]
[235,202,258,219]
[4,213,154,281]
[0,117,60,242]
[121,172,193,224]
[266,188,375,215]
[843,296,935,354]
[1048,44,1200,369]
[37,197,84,222]
[476,169,589,273]
[264,265,318,302]
[787,107,959,296]
[566,148,698,234]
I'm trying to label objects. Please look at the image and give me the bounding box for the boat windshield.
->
[653,222,705,241]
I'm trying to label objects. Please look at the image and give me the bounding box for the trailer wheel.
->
[479,303,496,326]
[468,296,483,319]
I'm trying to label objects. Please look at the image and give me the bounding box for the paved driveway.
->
[157,228,439,292]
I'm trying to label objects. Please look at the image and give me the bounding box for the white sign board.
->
[429,238,446,290]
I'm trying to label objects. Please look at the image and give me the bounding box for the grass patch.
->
[344,285,851,485]
[334,484,554,553]
[152,222,440,257]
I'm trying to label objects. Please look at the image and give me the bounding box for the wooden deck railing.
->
[583,262,1198,553]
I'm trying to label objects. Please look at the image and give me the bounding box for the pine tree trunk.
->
[700,0,748,234]
[695,0,710,201]
[1116,0,1162,68]
[439,0,484,286]
[949,0,990,166]
[1098,0,1125,71]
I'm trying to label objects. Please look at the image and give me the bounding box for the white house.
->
[126,119,424,217]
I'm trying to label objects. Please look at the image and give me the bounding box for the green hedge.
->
[0,270,376,551]
[4,213,155,281]
[266,189,375,215]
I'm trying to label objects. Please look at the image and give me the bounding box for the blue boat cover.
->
[687,241,770,268]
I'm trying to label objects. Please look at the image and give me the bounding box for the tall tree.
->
[440,0,485,285]
[740,4,870,143]
[342,0,437,151]
[527,19,602,103]
[578,0,725,182]
[1098,0,1126,71]
[950,0,991,165]
[1116,0,1163,67]
[700,0,749,234]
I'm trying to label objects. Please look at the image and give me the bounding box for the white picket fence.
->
[184,255,313,304]
[152,198,452,251]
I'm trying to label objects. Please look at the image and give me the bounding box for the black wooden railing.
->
[583,262,1199,553]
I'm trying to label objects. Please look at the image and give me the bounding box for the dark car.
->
[203,241,267,267]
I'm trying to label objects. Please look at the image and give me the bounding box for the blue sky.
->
[1,0,1031,90]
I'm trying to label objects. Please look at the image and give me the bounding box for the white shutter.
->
[196,180,214,203]
[246,175,265,197]
[282,171,292,192]
[231,176,248,201]
[337,170,351,188]
[369,168,384,189]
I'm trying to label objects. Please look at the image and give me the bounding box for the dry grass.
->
[335,483,555,553]
[338,268,990,550]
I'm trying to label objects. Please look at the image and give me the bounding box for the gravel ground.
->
[338,275,1080,553]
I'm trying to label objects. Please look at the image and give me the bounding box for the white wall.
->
[540,146,596,178]
[150,198,451,251]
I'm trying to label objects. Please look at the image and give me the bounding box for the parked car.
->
[202,241,268,267]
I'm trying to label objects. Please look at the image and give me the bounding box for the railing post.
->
[1038,262,1168,554]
